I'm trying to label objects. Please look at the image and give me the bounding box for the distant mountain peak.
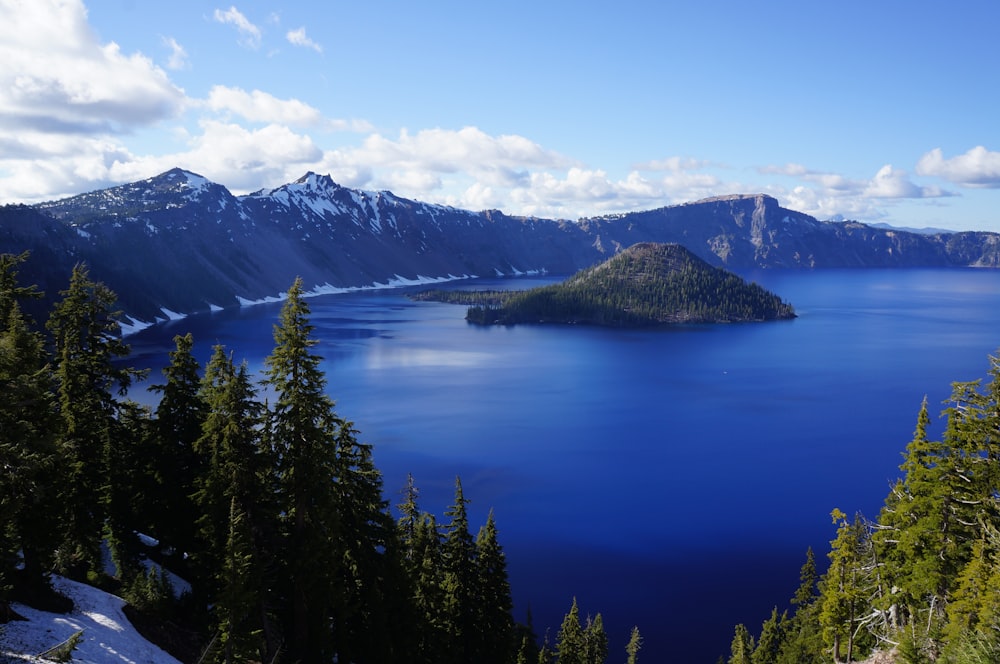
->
[689,193,777,205]
[146,167,215,197]
[291,171,338,191]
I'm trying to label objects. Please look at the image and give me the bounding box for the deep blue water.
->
[126,268,1000,662]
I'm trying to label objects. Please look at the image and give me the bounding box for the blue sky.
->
[2,0,1000,230]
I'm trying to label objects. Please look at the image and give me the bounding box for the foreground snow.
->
[1,576,180,664]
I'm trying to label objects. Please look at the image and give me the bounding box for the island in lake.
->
[412,242,796,327]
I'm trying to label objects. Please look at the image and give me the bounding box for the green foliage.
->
[739,349,1000,664]
[123,563,175,620]
[751,608,785,664]
[39,629,84,662]
[417,243,794,327]
[728,623,754,664]
[0,252,59,598]
[148,333,207,559]
[625,626,642,664]
[47,263,142,578]
[2,266,634,664]
[475,510,515,664]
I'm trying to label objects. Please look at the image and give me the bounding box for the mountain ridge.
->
[2,169,998,326]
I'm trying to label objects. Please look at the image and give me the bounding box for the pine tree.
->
[264,277,349,661]
[215,497,262,664]
[103,399,153,582]
[775,548,824,664]
[475,509,515,664]
[149,333,207,559]
[556,597,586,664]
[441,475,478,663]
[328,419,404,663]
[46,263,141,577]
[583,612,608,664]
[751,607,785,664]
[728,623,754,664]
[417,512,449,662]
[193,347,276,662]
[819,509,873,663]
[395,475,445,664]
[0,253,59,599]
[625,626,642,664]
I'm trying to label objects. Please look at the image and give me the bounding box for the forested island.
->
[411,242,795,327]
[0,252,641,663]
[723,350,1000,664]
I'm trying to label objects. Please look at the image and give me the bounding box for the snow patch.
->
[159,307,186,321]
[3,576,181,664]
[235,274,475,307]
[119,315,152,336]
[208,303,224,312]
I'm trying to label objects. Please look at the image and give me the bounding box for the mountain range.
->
[1,168,998,328]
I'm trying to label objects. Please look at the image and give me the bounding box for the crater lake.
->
[124,267,1000,663]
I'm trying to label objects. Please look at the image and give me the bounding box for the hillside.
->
[1,170,998,325]
[415,242,796,326]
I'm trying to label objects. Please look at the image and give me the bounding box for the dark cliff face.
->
[1,173,998,323]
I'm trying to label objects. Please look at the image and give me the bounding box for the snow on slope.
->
[1,576,180,664]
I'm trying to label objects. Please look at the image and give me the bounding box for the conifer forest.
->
[7,246,1000,664]
[724,349,1000,663]
[0,252,639,664]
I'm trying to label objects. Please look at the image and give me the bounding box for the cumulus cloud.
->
[0,0,185,135]
[359,127,569,172]
[286,27,322,53]
[213,6,261,49]
[916,146,1000,188]
[863,164,948,199]
[206,86,324,127]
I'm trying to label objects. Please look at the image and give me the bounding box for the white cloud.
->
[206,86,324,127]
[286,27,322,53]
[163,36,188,70]
[0,0,185,134]
[863,164,947,199]
[916,146,1000,188]
[213,6,261,49]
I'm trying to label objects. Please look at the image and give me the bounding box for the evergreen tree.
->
[328,420,405,663]
[819,509,874,663]
[193,347,277,662]
[475,509,515,664]
[46,263,141,577]
[215,497,262,664]
[149,333,207,559]
[583,612,608,664]
[751,607,785,664]
[441,475,479,663]
[775,548,824,664]
[416,512,448,662]
[103,399,153,581]
[728,623,754,664]
[263,278,344,660]
[625,626,642,664]
[395,475,446,663]
[0,253,59,599]
[261,277,416,661]
[556,598,586,664]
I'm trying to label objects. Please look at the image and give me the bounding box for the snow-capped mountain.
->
[2,169,999,326]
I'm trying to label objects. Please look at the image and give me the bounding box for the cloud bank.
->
[0,0,997,228]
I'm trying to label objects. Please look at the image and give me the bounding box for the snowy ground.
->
[1,576,180,664]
